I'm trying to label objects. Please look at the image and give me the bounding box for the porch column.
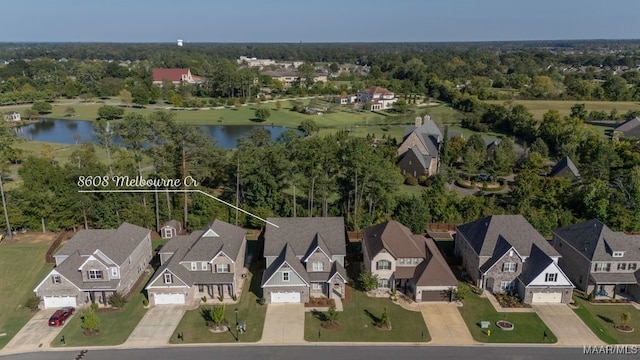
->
[101,291,107,304]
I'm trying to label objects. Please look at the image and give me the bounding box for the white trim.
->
[327,271,347,283]
[77,254,106,271]
[203,229,219,237]
[93,249,117,266]
[146,269,190,290]
[211,250,235,264]
[481,246,524,275]
[302,245,332,263]
[262,261,310,287]
[34,269,81,292]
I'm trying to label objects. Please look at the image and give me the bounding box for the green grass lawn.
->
[304,287,430,342]
[0,235,55,349]
[170,272,266,343]
[51,272,152,347]
[485,100,640,120]
[572,295,640,344]
[458,291,557,343]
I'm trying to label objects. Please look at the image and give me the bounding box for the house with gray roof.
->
[145,219,247,306]
[614,116,640,139]
[455,215,573,304]
[34,223,152,309]
[397,115,442,177]
[261,217,347,303]
[362,220,457,302]
[549,155,580,179]
[552,219,640,301]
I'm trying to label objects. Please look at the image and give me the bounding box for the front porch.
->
[309,280,346,299]
[82,290,115,306]
[196,283,236,301]
[589,273,638,301]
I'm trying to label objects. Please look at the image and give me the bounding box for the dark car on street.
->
[48,307,75,326]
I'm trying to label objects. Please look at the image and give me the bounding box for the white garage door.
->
[532,292,562,303]
[270,292,300,303]
[43,295,77,308]
[154,293,185,305]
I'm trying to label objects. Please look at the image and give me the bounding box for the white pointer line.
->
[78,189,279,228]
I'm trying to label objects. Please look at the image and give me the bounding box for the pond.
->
[14,119,292,148]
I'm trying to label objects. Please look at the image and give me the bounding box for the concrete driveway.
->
[126,305,187,347]
[419,302,475,345]
[533,304,603,346]
[260,303,305,344]
[2,308,67,354]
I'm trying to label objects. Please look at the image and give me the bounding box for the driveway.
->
[419,302,476,345]
[125,305,187,347]
[2,308,66,354]
[260,303,305,344]
[533,304,604,346]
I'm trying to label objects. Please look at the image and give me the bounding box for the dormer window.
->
[613,251,624,258]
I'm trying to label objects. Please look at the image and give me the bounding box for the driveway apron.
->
[260,303,305,344]
[420,302,476,345]
[126,305,187,347]
[2,308,64,354]
[533,304,604,346]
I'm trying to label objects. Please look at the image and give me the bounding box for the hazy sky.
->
[3,0,639,43]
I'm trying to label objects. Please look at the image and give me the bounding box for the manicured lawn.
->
[170,272,266,343]
[304,287,430,342]
[458,291,557,343]
[50,272,152,347]
[572,295,640,344]
[485,100,640,121]
[0,233,55,349]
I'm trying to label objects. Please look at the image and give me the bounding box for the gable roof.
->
[261,243,310,286]
[550,156,580,178]
[181,219,246,262]
[553,219,640,261]
[360,86,393,96]
[518,244,554,285]
[52,252,121,291]
[362,220,426,260]
[55,222,149,266]
[152,68,190,82]
[264,217,346,258]
[161,220,182,230]
[478,236,523,274]
[456,215,559,258]
[302,233,332,262]
[614,116,640,134]
[413,237,457,287]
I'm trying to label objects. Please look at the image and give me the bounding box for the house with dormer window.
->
[34,223,152,308]
[552,219,640,300]
[261,217,347,303]
[145,219,247,306]
[455,215,574,304]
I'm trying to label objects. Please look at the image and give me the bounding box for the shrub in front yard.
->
[108,291,127,308]
[24,295,41,311]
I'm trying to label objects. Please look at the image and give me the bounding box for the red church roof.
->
[152,68,190,82]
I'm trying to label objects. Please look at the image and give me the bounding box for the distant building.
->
[177,39,183,47]
[549,156,580,179]
[397,115,442,177]
[151,68,204,86]
[3,111,20,122]
[261,69,328,89]
[613,116,640,139]
[356,86,397,110]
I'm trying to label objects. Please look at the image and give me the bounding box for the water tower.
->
[177,39,183,47]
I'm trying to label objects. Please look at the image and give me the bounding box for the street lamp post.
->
[235,308,239,342]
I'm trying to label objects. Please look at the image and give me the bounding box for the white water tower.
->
[177,39,183,47]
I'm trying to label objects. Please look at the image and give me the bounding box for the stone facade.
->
[483,252,523,293]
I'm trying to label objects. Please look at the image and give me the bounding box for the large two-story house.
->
[455,215,574,304]
[362,220,457,302]
[356,86,398,110]
[552,219,640,300]
[34,223,152,308]
[261,217,347,304]
[145,219,247,306]
[397,115,442,177]
[151,68,205,86]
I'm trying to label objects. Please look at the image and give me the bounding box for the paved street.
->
[126,305,187,347]
[260,304,305,344]
[2,308,65,354]
[533,304,604,346]
[419,302,476,345]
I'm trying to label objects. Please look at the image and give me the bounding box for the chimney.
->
[415,116,422,127]
[423,114,431,124]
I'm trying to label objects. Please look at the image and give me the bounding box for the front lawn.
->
[304,287,430,342]
[50,272,152,347]
[170,272,266,343]
[573,295,640,344]
[458,292,557,343]
[0,233,56,349]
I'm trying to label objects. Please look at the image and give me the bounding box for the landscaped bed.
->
[572,295,640,344]
[304,286,429,342]
[170,272,266,343]
[457,291,556,343]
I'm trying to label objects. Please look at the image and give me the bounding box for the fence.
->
[45,231,70,264]
[426,223,457,232]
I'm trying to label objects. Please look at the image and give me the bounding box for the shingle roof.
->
[302,233,332,262]
[54,252,121,290]
[161,220,182,230]
[614,116,640,134]
[181,219,246,262]
[264,217,346,258]
[518,244,554,285]
[55,223,149,266]
[590,272,638,284]
[362,220,425,260]
[261,243,310,286]
[456,215,559,258]
[413,237,458,287]
[361,86,393,96]
[550,156,580,178]
[152,68,190,82]
[553,219,640,261]
[479,236,518,274]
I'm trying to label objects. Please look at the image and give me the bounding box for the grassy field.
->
[303,287,430,342]
[0,233,56,349]
[485,100,640,120]
[457,291,557,344]
[170,272,266,343]
[50,272,152,347]
[572,295,640,344]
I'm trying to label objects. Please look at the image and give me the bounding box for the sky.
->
[2,0,639,43]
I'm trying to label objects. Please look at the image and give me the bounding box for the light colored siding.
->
[371,251,395,281]
[305,251,331,272]
[264,264,307,287]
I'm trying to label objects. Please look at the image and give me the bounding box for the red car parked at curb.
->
[48,307,75,326]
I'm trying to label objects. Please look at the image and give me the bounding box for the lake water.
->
[14,119,291,148]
